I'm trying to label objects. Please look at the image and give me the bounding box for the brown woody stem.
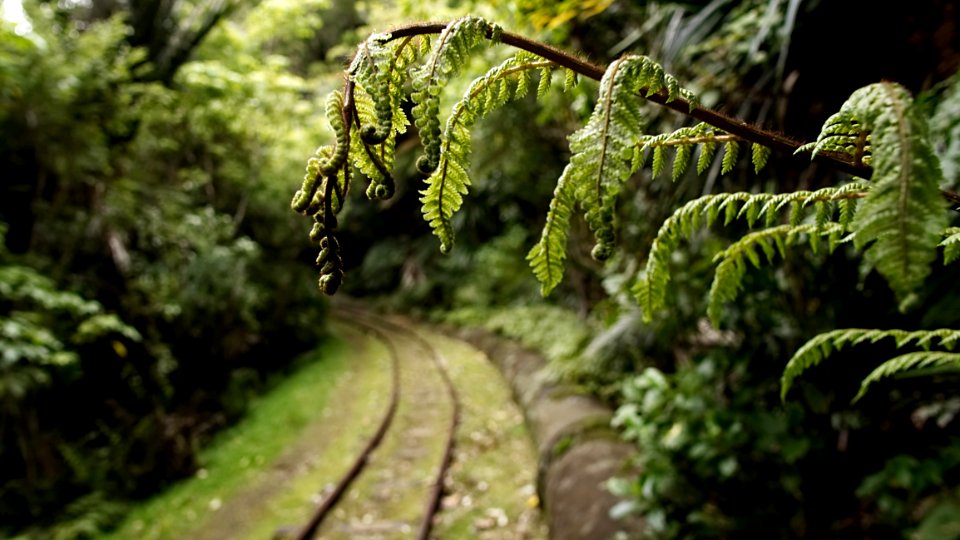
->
[381,21,960,206]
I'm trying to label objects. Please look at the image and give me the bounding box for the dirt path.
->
[181,315,544,540]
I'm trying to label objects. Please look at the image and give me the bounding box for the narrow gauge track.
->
[293,308,461,540]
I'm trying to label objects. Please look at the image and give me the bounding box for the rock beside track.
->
[449,327,644,540]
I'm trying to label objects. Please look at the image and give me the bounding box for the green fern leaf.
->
[721,141,739,174]
[781,328,960,400]
[940,227,960,264]
[708,223,844,325]
[854,351,960,402]
[421,52,552,252]
[751,143,771,173]
[824,83,949,307]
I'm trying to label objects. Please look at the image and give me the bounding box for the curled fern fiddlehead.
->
[349,35,424,201]
[293,87,352,295]
[349,33,396,145]
[411,16,501,175]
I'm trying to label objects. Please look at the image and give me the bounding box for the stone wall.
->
[449,327,644,540]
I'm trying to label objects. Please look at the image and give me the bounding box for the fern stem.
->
[381,22,870,178]
[642,133,740,147]
[360,21,960,207]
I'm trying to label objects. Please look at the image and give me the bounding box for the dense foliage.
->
[295,2,960,538]
[0,1,337,536]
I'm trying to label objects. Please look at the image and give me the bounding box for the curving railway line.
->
[292,308,461,540]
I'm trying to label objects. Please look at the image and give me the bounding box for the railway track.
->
[292,307,461,540]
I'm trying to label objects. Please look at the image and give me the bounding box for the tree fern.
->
[781,328,960,400]
[420,52,557,252]
[805,83,949,308]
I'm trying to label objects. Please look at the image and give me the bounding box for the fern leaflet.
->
[941,227,960,264]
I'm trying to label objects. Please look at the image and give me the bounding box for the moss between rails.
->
[100,336,355,540]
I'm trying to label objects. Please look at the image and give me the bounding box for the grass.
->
[99,334,359,540]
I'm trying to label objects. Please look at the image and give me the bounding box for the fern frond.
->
[941,227,960,264]
[813,83,949,308]
[529,55,700,293]
[781,328,960,400]
[707,222,845,325]
[527,168,577,295]
[854,351,960,402]
[529,56,648,292]
[411,16,500,174]
[421,52,554,252]
[633,186,868,320]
